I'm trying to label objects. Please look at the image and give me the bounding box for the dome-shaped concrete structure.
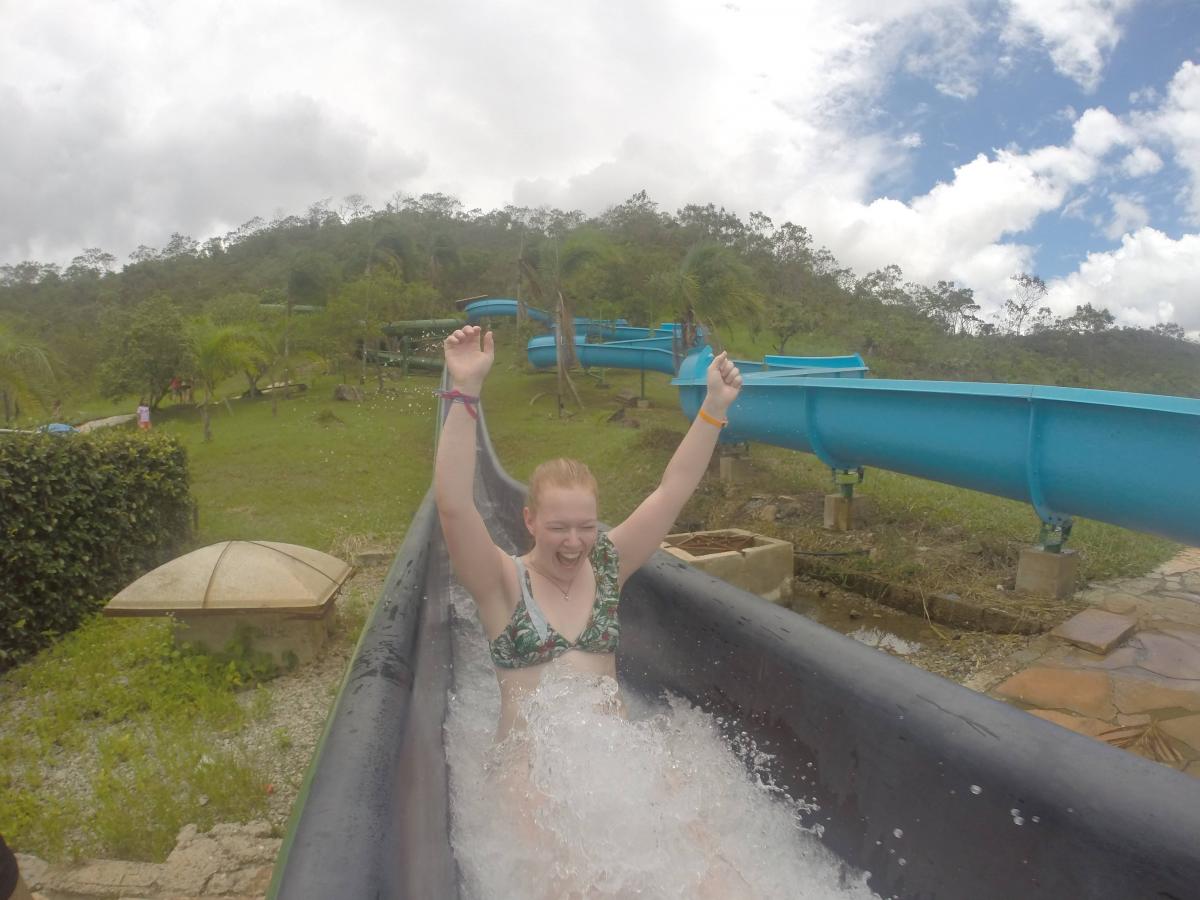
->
[105,541,353,665]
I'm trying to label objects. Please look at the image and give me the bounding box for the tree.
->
[0,321,55,421]
[325,273,427,383]
[1058,303,1115,334]
[65,248,117,279]
[557,229,625,318]
[764,296,814,354]
[914,280,980,335]
[188,319,256,441]
[340,193,373,222]
[648,243,764,348]
[855,265,909,307]
[161,233,200,259]
[97,294,193,409]
[205,292,268,327]
[997,273,1048,336]
[1151,322,1186,341]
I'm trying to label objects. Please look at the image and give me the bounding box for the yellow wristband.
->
[698,408,727,428]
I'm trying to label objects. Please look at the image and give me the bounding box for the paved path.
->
[16,822,279,900]
[968,547,1200,777]
[75,414,137,433]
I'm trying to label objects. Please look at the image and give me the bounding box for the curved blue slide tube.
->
[526,333,679,374]
[676,347,1200,545]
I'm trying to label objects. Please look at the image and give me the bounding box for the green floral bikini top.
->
[489,531,621,669]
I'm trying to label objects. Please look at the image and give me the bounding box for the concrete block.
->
[718,455,752,484]
[662,528,793,601]
[635,398,651,409]
[1050,608,1136,655]
[823,494,854,531]
[173,605,336,667]
[1016,547,1079,599]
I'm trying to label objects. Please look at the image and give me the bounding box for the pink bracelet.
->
[436,389,480,419]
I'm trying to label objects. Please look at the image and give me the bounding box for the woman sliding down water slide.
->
[435,325,877,899]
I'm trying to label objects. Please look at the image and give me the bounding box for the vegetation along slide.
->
[270,370,1200,898]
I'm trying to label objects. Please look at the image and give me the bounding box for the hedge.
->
[0,430,193,668]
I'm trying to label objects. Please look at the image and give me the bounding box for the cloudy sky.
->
[3,0,1199,330]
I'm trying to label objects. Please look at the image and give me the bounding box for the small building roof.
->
[104,541,353,617]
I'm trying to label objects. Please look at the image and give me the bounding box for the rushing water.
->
[443,585,879,900]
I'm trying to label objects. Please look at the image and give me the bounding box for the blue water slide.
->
[572,323,668,341]
[730,353,870,377]
[675,347,1200,546]
[527,334,678,374]
[464,298,553,324]
[464,298,640,334]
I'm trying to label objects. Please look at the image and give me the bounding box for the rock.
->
[1110,670,1200,715]
[352,549,393,568]
[1050,609,1137,655]
[993,667,1116,719]
[333,384,362,402]
[14,853,48,888]
[1159,714,1200,755]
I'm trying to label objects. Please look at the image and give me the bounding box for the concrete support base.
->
[1016,547,1079,599]
[823,494,855,531]
[662,528,793,601]
[635,398,651,409]
[719,454,752,484]
[173,607,335,668]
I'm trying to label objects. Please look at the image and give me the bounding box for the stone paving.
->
[15,822,279,900]
[968,546,1200,777]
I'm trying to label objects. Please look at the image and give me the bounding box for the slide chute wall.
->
[270,399,1200,900]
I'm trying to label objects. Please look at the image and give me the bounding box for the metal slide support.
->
[833,466,865,500]
[1025,397,1074,552]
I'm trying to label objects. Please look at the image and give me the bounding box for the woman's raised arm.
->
[434,325,508,605]
[607,351,743,581]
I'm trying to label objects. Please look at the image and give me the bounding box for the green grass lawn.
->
[157,373,437,552]
[0,323,1181,863]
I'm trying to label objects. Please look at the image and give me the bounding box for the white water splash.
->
[444,586,878,899]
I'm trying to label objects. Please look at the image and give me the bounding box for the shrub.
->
[0,430,193,668]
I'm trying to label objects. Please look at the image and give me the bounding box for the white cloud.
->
[1120,146,1164,177]
[0,0,980,266]
[1045,228,1200,331]
[1103,194,1149,239]
[801,105,1135,306]
[1139,60,1200,222]
[1003,0,1139,92]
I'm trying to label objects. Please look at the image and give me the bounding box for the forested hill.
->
[1,192,1197,408]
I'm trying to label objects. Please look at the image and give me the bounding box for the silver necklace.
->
[526,557,583,602]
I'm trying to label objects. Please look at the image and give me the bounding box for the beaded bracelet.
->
[697,408,727,428]
[435,389,480,419]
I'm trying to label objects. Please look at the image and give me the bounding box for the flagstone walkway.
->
[966,547,1200,777]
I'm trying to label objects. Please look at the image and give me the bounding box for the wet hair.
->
[526,458,599,515]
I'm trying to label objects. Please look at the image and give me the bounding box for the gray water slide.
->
[268,399,1200,900]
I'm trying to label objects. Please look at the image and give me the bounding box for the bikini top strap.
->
[510,555,550,642]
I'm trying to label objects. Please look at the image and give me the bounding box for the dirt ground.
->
[677,476,1084,688]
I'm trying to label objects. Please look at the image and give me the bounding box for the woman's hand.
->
[703,351,742,416]
[443,325,495,393]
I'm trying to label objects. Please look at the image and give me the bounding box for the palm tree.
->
[649,243,765,354]
[188,319,255,442]
[0,321,55,422]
